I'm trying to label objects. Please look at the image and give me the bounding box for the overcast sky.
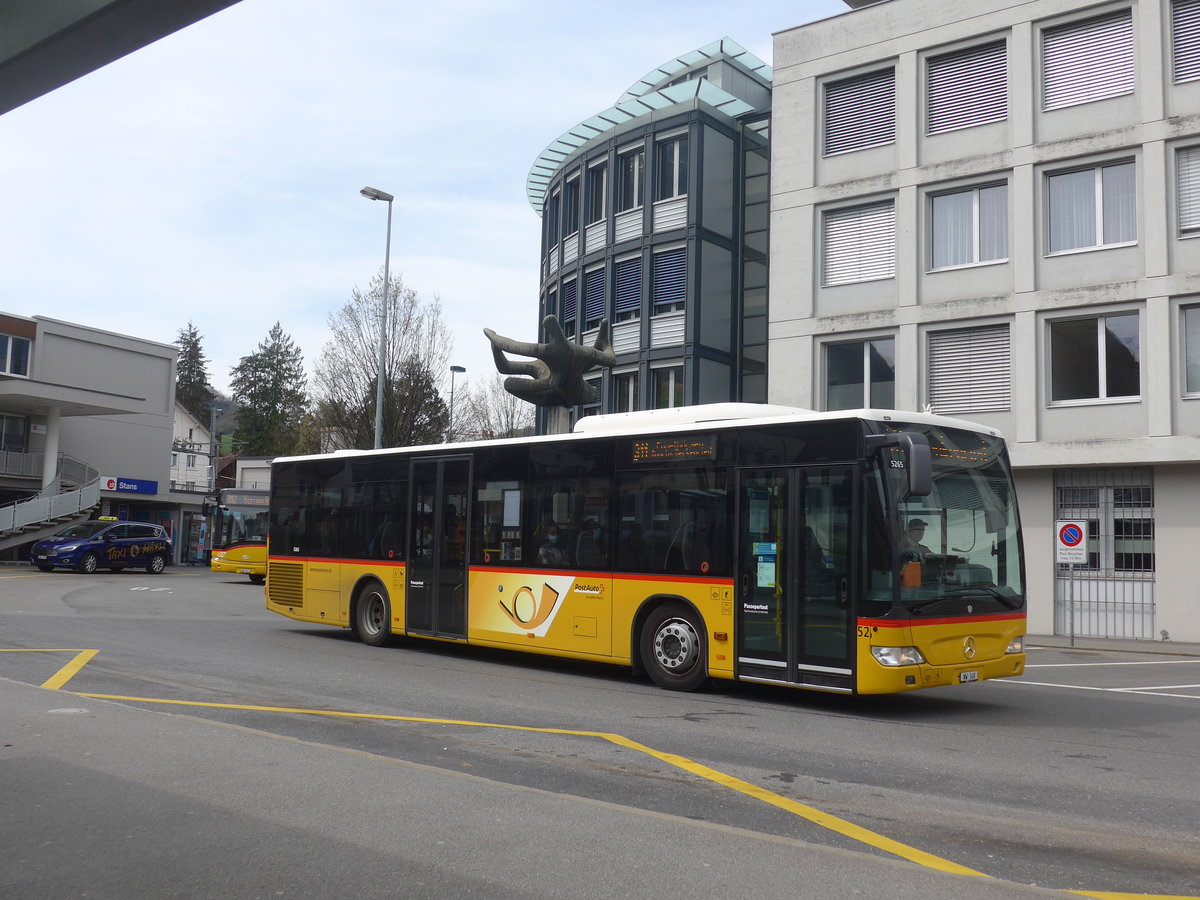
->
[1,0,849,400]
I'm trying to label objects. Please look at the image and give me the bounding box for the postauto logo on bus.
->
[31,517,172,574]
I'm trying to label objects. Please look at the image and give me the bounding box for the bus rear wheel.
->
[354,582,393,647]
[249,574,265,585]
[641,602,707,692]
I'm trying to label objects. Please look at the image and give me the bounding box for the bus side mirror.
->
[865,432,932,497]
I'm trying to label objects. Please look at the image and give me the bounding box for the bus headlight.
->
[1005,636,1024,654]
[871,646,926,667]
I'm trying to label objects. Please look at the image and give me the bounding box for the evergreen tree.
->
[229,322,308,456]
[174,321,216,420]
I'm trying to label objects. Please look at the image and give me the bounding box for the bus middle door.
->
[408,457,470,639]
[735,466,854,691]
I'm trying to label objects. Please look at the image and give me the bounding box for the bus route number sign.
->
[1055,520,1088,565]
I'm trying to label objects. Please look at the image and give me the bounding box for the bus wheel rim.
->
[363,595,384,634]
[654,620,698,672]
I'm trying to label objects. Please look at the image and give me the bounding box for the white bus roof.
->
[272,403,1004,465]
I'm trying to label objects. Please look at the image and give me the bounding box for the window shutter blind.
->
[1173,0,1200,82]
[584,269,605,323]
[823,201,896,286]
[927,41,1007,134]
[928,325,1011,414]
[652,248,686,307]
[560,279,577,325]
[1178,147,1200,234]
[825,68,896,154]
[614,258,641,313]
[1042,12,1134,110]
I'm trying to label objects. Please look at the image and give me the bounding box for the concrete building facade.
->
[770,0,1200,641]
[0,313,184,557]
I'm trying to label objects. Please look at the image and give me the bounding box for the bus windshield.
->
[212,501,269,550]
[884,423,1024,615]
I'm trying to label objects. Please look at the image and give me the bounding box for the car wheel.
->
[78,552,99,575]
[640,602,708,692]
[146,553,166,574]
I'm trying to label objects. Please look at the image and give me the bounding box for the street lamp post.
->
[360,186,394,449]
[448,365,466,442]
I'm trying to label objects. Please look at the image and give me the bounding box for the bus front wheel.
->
[640,602,707,692]
[354,582,393,647]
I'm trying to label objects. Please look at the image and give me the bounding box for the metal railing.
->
[0,455,101,536]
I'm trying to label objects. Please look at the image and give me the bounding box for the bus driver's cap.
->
[908,519,928,529]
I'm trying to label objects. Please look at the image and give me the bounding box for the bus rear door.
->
[407,457,470,638]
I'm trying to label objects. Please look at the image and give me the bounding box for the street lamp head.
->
[360,186,394,202]
[450,365,466,374]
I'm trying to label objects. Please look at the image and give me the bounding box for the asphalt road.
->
[2,566,1198,899]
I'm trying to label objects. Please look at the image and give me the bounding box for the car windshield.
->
[55,522,111,538]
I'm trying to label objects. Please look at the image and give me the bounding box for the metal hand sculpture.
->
[484,315,617,408]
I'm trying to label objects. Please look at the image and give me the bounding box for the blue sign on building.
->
[102,476,158,494]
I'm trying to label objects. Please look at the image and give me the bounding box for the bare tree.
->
[460,373,535,440]
[311,269,452,449]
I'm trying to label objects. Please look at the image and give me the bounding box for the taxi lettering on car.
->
[30,517,173,574]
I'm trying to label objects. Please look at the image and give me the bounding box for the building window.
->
[1172,0,1200,83]
[930,183,1008,269]
[652,366,683,409]
[928,325,1010,414]
[614,370,639,412]
[822,200,896,286]
[652,248,686,313]
[584,267,605,330]
[1046,161,1136,254]
[826,338,895,410]
[1049,313,1140,402]
[1177,146,1200,236]
[546,188,560,247]
[1,414,26,453]
[1183,305,1200,393]
[171,453,178,466]
[824,68,895,155]
[614,256,641,322]
[927,41,1007,134]
[563,174,580,237]
[1042,11,1134,110]
[586,163,607,225]
[0,334,31,377]
[186,454,197,467]
[560,279,577,339]
[655,135,688,201]
[616,147,644,213]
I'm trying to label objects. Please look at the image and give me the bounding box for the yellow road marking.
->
[0,649,101,690]
[70,690,978,877]
[13,648,1195,897]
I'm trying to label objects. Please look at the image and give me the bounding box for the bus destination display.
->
[630,435,717,463]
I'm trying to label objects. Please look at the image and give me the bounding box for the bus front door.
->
[736,467,854,691]
[408,457,470,639]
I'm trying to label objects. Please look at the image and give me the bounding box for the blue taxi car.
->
[31,518,172,574]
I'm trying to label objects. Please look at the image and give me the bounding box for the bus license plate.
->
[959,670,979,683]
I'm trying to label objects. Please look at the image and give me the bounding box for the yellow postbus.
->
[265,403,1026,694]
[209,488,270,584]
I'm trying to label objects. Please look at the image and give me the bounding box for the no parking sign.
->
[1056,520,1088,564]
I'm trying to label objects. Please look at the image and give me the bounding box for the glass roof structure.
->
[526,38,772,215]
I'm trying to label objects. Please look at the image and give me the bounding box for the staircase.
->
[0,453,101,553]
